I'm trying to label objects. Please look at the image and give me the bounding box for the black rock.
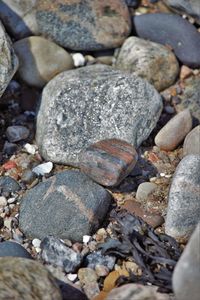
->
[0,176,21,195]
[133,13,200,68]
[56,279,88,300]
[3,141,18,156]
[0,241,32,259]
[40,236,82,273]
[84,250,116,270]
[125,0,141,8]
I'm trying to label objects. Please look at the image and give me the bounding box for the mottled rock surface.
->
[0,257,62,300]
[165,155,200,239]
[0,20,18,98]
[183,126,200,156]
[14,36,74,88]
[79,139,138,187]
[36,65,163,165]
[0,176,21,195]
[173,223,200,300]
[155,109,192,151]
[133,13,200,68]
[164,0,200,24]
[19,170,111,241]
[115,36,179,91]
[0,241,32,259]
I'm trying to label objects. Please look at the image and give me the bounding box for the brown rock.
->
[183,125,200,156]
[155,109,192,151]
[79,139,138,187]
[180,65,193,80]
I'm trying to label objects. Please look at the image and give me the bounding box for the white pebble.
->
[7,197,16,204]
[160,173,166,177]
[83,235,91,244]
[72,53,85,67]
[32,238,41,248]
[35,247,41,253]
[24,143,36,155]
[67,274,77,281]
[0,196,7,207]
[32,162,53,176]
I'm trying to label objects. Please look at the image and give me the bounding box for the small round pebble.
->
[0,196,7,207]
[6,125,30,142]
[32,238,41,248]
[136,182,157,202]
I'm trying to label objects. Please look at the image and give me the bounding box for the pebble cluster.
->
[0,1,199,300]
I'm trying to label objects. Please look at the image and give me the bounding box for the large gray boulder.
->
[0,20,18,98]
[36,65,163,165]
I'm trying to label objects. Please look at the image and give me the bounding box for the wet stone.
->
[19,170,111,241]
[183,125,200,156]
[0,241,32,259]
[84,250,116,270]
[80,139,138,187]
[165,155,200,239]
[40,236,82,273]
[133,13,200,68]
[6,125,30,142]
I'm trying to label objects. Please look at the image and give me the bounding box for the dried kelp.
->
[99,209,182,293]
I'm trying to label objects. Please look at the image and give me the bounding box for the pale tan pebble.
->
[0,196,7,207]
[95,265,109,277]
[180,65,193,80]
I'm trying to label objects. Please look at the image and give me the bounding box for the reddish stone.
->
[2,161,17,171]
[79,139,138,187]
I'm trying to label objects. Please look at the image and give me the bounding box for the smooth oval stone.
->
[183,125,200,156]
[165,155,200,239]
[0,257,62,299]
[133,13,200,68]
[172,223,200,300]
[164,0,200,24]
[6,125,30,142]
[115,36,179,91]
[79,139,138,187]
[0,20,18,98]
[155,109,192,151]
[14,36,74,88]
[0,241,32,259]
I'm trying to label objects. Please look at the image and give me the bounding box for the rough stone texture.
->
[165,155,200,239]
[36,65,163,165]
[133,13,200,68]
[183,125,200,156]
[14,36,74,88]
[0,176,21,195]
[164,0,200,24]
[0,0,131,50]
[173,223,200,300]
[84,250,116,270]
[0,241,32,259]
[176,75,200,122]
[0,20,18,99]
[155,109,193,151]
[115,36,179,91]
[0,257,62,299]
[19,170,111,241]
[41,236,82,273]
[79,139,138,187]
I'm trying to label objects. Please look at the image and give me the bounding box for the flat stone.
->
[14,36,74,88]
[163,0,200,24]
[165,155,200,239]
[0,241,32,259]
[6,125,30,142]
[115,36,179,91]
[133,13,200,68]
[173,223,200,300]
[0,20,18,98]
[0,176,21,195]
[40,236,82,273]
[136,182,157,202]
[0,257,62,299]
[80,139,138,187]
[183,126,200,156]
[155,109,192,151]
[19,170,111,241]
[36,64,163,165]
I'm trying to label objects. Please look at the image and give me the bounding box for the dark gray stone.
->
[164,0,200,24]
[6,125,30,142]
[133,13,200,68]
[19,170,111,241]
[0,176,21,195]
[0,241,32,259]
[41,236,82,273]
[36,65,162,165]
[84,250,116,270]
[165,155,200,239]
[183,125,200,156]
[173,223,200,300]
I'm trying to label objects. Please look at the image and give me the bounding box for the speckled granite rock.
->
[19,170,111,241]
[164,0,200,24]
[133,13,200,68]
[0,0,131,51]
[14,36,74,88]
[165,155,200,239]
[173,223,200,300]
[115,36,179,91]
[36,65,162,165]
[0,257,62,300]
[183,126,200,156]
[0,20,18,98]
